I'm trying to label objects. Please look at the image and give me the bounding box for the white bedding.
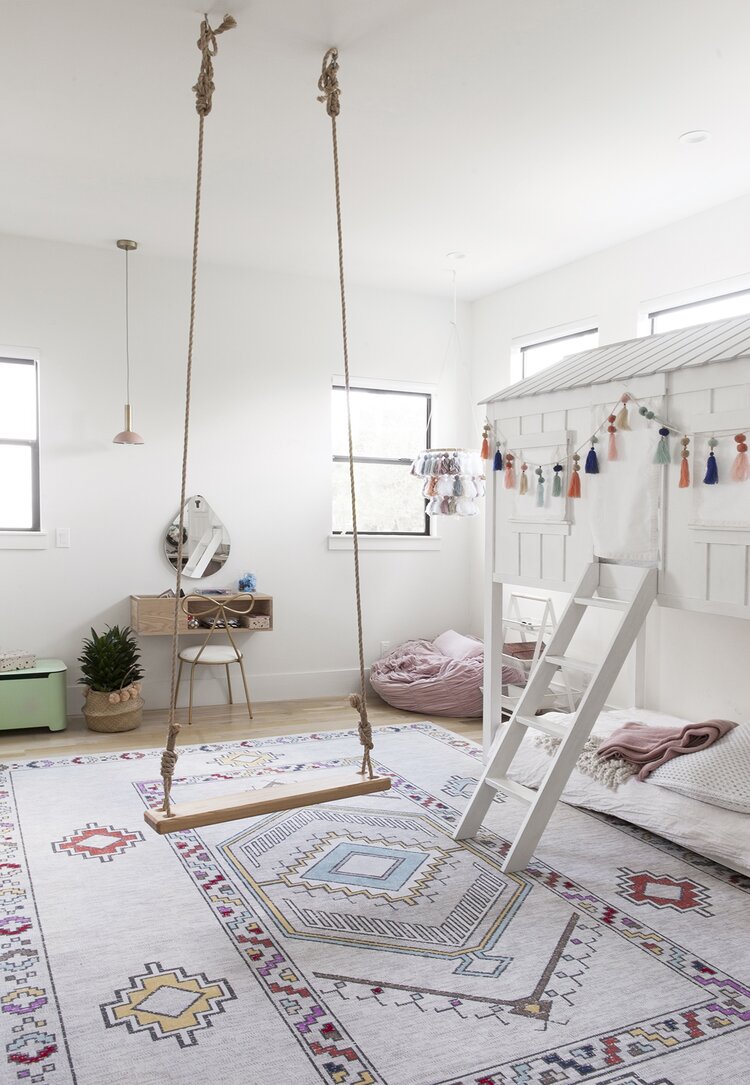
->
[507,706,750,877]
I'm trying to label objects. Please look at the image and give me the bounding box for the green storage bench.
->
[0,659,67,732]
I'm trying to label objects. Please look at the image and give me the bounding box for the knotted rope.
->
[160,13,237,816]
[318,48,374,779]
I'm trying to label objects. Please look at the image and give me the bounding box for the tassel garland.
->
[616,393,631,430]
[654,427,671,465]
[519,462,529,495]
[493,443,503,471]
[679,436,690,488]
[731,433,750,481]
[703,438,719,485]
[552,463,563,497]
[535,467,545,507]
[504,452,516,489]
[585,437,599,474]
[568,453,581,498]
[607,415,618,460]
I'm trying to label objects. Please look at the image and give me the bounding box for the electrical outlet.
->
[55,528,70,548]
[380,640,391,657]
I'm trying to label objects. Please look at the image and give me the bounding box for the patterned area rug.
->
[2,722,749,1084]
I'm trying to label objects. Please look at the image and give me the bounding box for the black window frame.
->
[331,383,432,537]
[0,356,41,532]
[649,287,750,334]
[520,327,599,379]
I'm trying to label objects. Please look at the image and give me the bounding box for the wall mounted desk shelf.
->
[130,594,274,636]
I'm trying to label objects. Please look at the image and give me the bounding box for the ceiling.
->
[4,0,750,298]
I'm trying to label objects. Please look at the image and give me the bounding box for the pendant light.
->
[410,256,484,516]
[113,239,144,445]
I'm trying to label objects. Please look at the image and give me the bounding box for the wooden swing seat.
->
[144,769,391,834]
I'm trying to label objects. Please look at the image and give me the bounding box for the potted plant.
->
[78,625,145,732]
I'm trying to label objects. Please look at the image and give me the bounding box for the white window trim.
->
[509,318,599,384]
[0,344,43,547]
[330,375,440,550]
[638,273,750,337]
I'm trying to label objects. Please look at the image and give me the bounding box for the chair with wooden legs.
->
[177,594,254,724]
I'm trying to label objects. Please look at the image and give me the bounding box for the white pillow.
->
[648,722,750,813]
[432,629,483,661]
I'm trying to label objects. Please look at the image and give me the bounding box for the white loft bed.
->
[480,314,750,874]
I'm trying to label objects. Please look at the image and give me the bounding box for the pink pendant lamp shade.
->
[113,239,144,445]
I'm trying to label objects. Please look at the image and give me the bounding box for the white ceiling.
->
[5,0,750,298]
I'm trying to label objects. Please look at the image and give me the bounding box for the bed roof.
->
[482,313,750,404]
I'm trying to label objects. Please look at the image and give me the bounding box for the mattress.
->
[506,706,750,878]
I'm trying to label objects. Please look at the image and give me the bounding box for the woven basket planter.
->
[83,688,143,733]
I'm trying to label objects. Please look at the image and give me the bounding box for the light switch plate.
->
[55,528,70,548]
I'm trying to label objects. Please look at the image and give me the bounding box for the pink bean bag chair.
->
[369,632,526,717]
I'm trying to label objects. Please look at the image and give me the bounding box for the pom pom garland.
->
[493,443,503,471]
[535,466,545,507]
[480,421,492,460]
[616,393,631,430]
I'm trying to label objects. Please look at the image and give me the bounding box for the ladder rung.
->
[515,714,568,739]
[486,776,537,803]
[574,595,628,610]
[545,654,598,674]
[502,618,542,631]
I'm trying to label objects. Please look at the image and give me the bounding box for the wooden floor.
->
[0,695,482,759]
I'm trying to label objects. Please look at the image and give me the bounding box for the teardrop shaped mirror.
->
[164,494,230,578]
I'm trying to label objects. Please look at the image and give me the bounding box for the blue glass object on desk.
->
[239,572,257,592]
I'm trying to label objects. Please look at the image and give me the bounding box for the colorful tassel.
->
[616,393,631,430]
[480,421,492,460]
[535,467,544,507]
[519,462,529,495]
[654,427,671,465]
[504,452,515,489]
[679,437,690,488]
[552,463,563,497]
[607,415,618,460]
[703,438,719,485]
[584,437,599,474]
[732,433,750,481]
[493,443,503,471]
[568,453,581,498]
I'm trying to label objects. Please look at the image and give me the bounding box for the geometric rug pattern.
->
[1,722,749,1084]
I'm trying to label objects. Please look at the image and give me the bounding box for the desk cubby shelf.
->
[130,594,274,636]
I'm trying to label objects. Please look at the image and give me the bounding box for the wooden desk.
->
[130,594,274,636]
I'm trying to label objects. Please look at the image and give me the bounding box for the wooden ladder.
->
[454,561,657,873]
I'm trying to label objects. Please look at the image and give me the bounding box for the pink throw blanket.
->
[597,719,736,780]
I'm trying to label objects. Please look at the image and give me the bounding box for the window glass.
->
[650,290,750,334]
[521,329,598,378]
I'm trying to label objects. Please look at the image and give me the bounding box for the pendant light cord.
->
[124,248,131,404]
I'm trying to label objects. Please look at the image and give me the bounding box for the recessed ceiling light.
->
[679,130,711,144]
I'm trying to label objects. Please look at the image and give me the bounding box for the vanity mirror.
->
[164,495,230,578]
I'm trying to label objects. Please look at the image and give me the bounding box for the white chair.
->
[177,594,254,724]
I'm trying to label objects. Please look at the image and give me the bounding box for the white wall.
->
[470,192,750,721]
[0,234,474,713]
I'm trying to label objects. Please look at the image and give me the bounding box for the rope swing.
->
[317,47,374,781]
[146,28,390,836]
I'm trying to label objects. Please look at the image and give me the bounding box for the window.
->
[649,288,750,334]
[0,357,40,531]
[331,383,431,535]
[520,328,598,379]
